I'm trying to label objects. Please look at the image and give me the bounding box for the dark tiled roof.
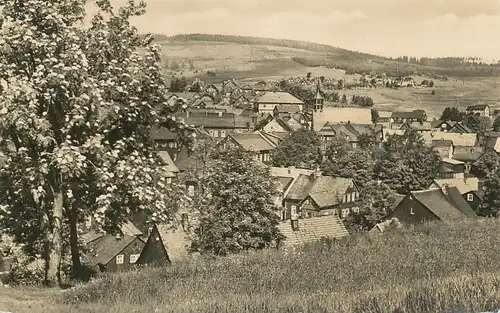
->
[275,104,302,113]
[411,189,468,221]
[226,132,277,151]
[277,215,349,247]
[88,234,142,265]
[308,177,354,208]
[466,104,489,111]
[285,174,314,200]
[452,146,485,162]
[431,139,453,148]
[444,187,477,217]
[391,110,426,119]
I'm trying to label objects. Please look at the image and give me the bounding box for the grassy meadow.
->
[5,218,500,313]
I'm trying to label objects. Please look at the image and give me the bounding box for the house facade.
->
[466,104,490,117]
[255,92,304,115]
[283,174,360,219]
[216,131,278,163]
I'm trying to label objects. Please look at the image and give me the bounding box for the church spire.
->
[313,78,324,111]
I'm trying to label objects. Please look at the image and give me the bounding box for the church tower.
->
[313,79,324,112]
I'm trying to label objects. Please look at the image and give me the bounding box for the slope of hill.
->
[151,33,500,81]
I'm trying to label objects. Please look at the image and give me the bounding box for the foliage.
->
[374,131,441,194]
[324,136,351,161]
[50,219,500,313]
[0,0,192,285]
[462,114,491,135]
[169,76,188,92]
[343,181,396,232]
[478,170,500,217]
[371,108,379,123]
[474,151,500,178]
[351,95,374,107]
[493,116,500,131]
[190,147,284,256]
[322,149,374,188]
[270,129,323,170]
[440,107,466,122]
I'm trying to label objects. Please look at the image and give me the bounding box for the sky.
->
[87,0,500,61]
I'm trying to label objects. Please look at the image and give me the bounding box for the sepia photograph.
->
[1,0,500,312]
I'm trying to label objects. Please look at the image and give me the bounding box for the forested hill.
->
[146,33,500,77]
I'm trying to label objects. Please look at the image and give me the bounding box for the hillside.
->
[150,33,500,82]
[6,219,500,313]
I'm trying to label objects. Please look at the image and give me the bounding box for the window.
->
[213,130,219,137]
[291,205,297,217]
[129,254,140,264]
[352,192,356,201]
[343,194,347,203]
[187,185,195,197]
[209,130,214,136]
[166,177,172,184]
[346,193,351,202]
[352,207,360,213]
[168,142,175,148]
[341,209,350,218]
[304,199,310,204]
[467,194,474,202]
[410,207,415,215]
[116,255,124,265]
[85,216,92,228]
[221,130,226,137]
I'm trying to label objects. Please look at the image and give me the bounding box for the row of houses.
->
[74,79,500,273]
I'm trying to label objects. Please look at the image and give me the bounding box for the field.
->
[153,38,500,119]
[5,219,500,313]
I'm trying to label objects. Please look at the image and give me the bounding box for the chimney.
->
[441,184,448,195]
[291,217,299,231]
[181,213,189,231]
[288,166,295,175]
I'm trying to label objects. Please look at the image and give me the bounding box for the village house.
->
[466,104,490,117]
[255,92,304,115]
[390,110,427,124]
[273,104,303,117]
[203,84,220,97]
[398,121,433,132]
[216,131,278,163]
[276,215,349,248]
[388,186,476,225]
[428,177,482,212]
[283,173,360,220]
[317,122,383,149]
[431,120,473,133]
[183,112,252,138]
[421,131,478,147]
[81,220,145,273]
[136,214,195,266]
[221,79,240,95]
[431,140,454,159]
[262,116,304,134]
[439,158,469,179]
[376,111,393,123]
[231,94,253,109]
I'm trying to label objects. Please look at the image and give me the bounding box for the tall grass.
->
[5,219,500,313]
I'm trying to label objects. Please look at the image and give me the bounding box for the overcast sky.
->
[89,0,500,60]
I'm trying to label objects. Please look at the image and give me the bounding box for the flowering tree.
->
[0,0,192,286]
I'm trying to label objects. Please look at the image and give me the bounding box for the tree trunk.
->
[69,203,83,280]
[46,190,64,287]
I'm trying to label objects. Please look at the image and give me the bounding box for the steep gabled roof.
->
[313,107,372,131]
[257,92,304,105]
[410,188,470,221]
[277,215,349,246]
[88,234,143,266]
[307,177,355,208]
[285,174,314,200]
[225,132,277,152]
[466,104,489,111]
[432,177,479,194]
